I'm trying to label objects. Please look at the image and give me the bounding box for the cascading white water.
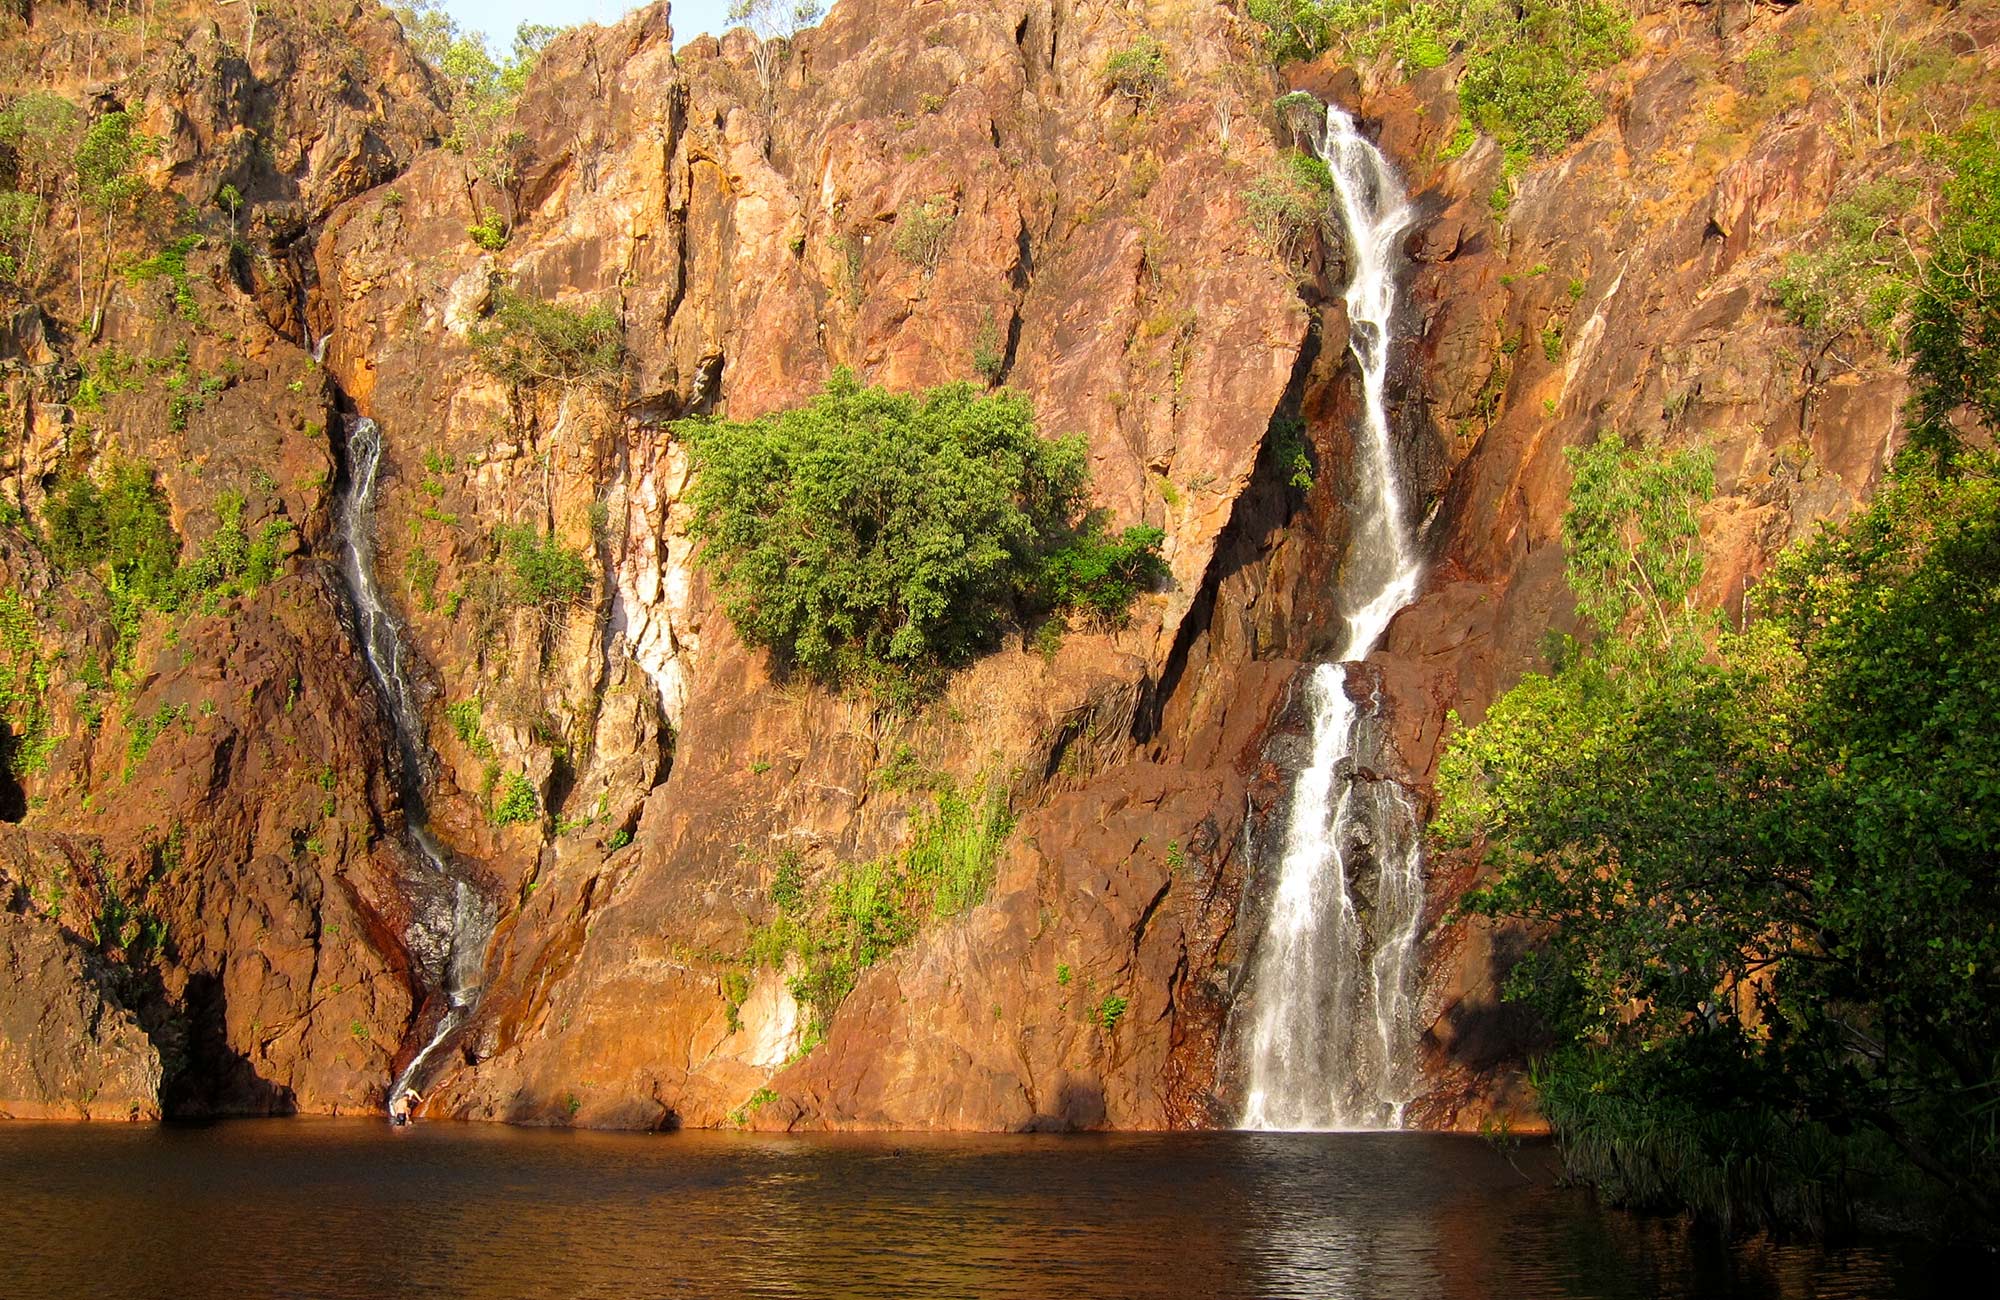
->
[338,417,494,1108]
[1239,104,1428,1132]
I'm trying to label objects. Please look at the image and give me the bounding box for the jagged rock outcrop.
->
[0,0,445,1116]
[0,901,161,1120]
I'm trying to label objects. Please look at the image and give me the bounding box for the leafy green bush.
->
[1248,2,1631,156]
[1771,179,1917,361]
[1102,36,1168,102]
[470,288,623,386]
[971,312,1005,384]
[1244,0,1346,62]
[445,698,494,758]
[892,198,954,274]
[1908,113,2000,472]
[1440,433,2000,1233]
[1244,150,1338,274]
[1248,0,1492,68]
[1267,415,1315,491]
[466,210,509,250]
[176,492,293,604]
[499,525,591,608]
[491,770,539,825]
[43,462,182,608]
[679,371,1163,690]
[0,591,53,780]
[1033,520,1168,623]
[903,780,1015,918]
[122,234,203,323]
[1459,3,1630,157]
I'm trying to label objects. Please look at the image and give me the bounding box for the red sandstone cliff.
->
[0,0,1986,1128]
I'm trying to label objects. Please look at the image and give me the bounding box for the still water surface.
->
[0,1121,1974,1298]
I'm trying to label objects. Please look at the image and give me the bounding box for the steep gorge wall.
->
[1,0,1984,1129]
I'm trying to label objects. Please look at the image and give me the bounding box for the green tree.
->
[1243,3,1632,157]
[1438,438,2000,1233]
[71,109,155,333]
[392,4,555,207]
[1771,179,1918,387]
[678,371,1162,691]
[1907,113,2000,473]
[726,0,824,94]
[499,525,591,609]
[0,93,81,287]
[1457,2,1631,158]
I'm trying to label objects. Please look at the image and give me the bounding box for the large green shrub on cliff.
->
[1436,433,2000,1233]
[678,372,1164,691]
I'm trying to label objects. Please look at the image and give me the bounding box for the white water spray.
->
[1239,104,1428,1132]
[338,417,494,1109]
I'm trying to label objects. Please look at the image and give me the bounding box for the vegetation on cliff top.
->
[1247,0,1632,157]
[1437,115,2000,1236]
[678,371,1165,695]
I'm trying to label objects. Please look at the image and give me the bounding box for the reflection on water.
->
[0,1123,1972,1299]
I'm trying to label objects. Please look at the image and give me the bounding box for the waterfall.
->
[337,417,495,1109]
[1238,104,1427,1132]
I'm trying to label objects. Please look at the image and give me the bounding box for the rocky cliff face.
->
[0,0,1985,1129]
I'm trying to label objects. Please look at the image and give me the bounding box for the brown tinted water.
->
[0,1121,1975,1298]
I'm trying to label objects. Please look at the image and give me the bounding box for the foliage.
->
[73,110,152,217]
[1267,414,1315,491]
[727,0,825,92]
[892,197,954,275]
[679,372,1162,691]
[470,287,623,386]
[393,4,558,184]
[1458,3,1630,157]
[971,312,1005,384]
[902,780,1015,918]
[1244,149,1338,274]
[1096,993,1130,1031]
[123,234,205,323]
[1908,114,2000,473]
[1032,520,1168,625]
[1438,435,2000,1233]
[445,699,494,758]
[0,95,74,287]
[491,771,539,825]
[747,777,1013,1042]
[1557,432,1714,642]
[498,525,591,609]
[728,1086,780,1126]
[466,210,509,251]
[176,492,293,603]
[1103,37,1168,103]
[1772,179,1917,362]
[43,462,182,609]
[0,591,52,781]
[1246,3,1630,156]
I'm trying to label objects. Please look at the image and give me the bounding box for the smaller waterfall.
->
[338,417,495,1108]
[1239,104,1428,1132]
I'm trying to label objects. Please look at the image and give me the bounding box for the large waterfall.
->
[1239,104,1427,1132]
[337,416,495,1108]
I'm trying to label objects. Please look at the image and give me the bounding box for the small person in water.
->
[389,1089,423,1126]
